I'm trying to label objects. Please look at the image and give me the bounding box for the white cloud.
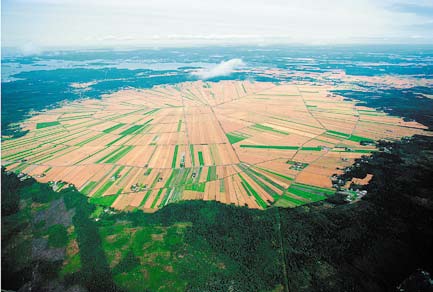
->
[192,59,245,79]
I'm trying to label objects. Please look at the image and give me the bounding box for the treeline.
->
[2,135,433,291]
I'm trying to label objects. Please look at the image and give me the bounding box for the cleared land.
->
[2,81,430,211]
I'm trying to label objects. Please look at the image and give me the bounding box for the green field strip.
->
[143,108,160,116]
[251,124,289,135]
[184,182,206,192]
[347,135,374,143]
[105,135,127,147]
[209,145,217,165]
[219,179,225,192]
[31,145,71,164]
[144,168,152,176]
[116,167,134,185]
[275,195,305,207]
[239,145,322,151]
[325,130,350,139]
[96,146,125,163]
[241,83,247,94]
[165,103,182,107]
[270,116,324,131]
[92,180,115,198]
[177,120,182,132]
[73,147,108,165]
[254,166,294,182]
[2,146,40,160]
[226,132,248,144]
[103,123,126,133]
[171,145,179,168]
[198,151,205,166]
[239,164,285,192]
[240,145,298,150]
[150,188,165,208]
[36,121,61,129]
[139,173,161,207]
[241,169,280,200]
[159,188,173,207]
[12,144,58,161]
[89,195,119,207]
[81,181,98,195]
[165,169,181,188]
[290,182,335,195]
[75,133,105,147]
[120,125,143,136]
[238,173,267,209]
[59,114,93,122]
[106,108,147,121]
[105,146,134,163]
[286,187,325,202]
[189,145,195,167]
[12,162,29,174]
[331,149,376,154]
[206,165,217,181]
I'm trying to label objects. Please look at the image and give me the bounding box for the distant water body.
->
[2,45,433,136]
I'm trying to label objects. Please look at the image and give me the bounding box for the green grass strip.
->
[240,145,322,151]
[239,164,285,193]
[198,151,205,166]
[206,166,217,181]
[81,181,98,195]
[89,195,118,207]
[238,173,267,208]
[93,180,115,198]
[290,182,335,195]
[143,108,160,115]
[36,121,60,129]
[105,146,134,163]
[151,188,165,208]
[119,125,142,135]
[177,120,182,132]
[189,145,195,167]
[75,133,105,147]
[103,123,125,133]
[96,146,124,163]
[287,187,325,202]
[254,166,294,182]
[219,179,225,192]
[171,145,179,168]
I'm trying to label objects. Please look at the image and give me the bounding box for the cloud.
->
[192,59,245,79]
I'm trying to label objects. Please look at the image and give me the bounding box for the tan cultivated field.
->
[2,81,431,211]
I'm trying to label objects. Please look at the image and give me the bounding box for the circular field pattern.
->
[2,81,430,211]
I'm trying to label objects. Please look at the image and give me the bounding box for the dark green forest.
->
[2,134,433,291]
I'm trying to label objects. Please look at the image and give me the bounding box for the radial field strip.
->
[251,123,289,135]
[75,133,105,147]
[198,151,205,166]
[240,145,322,151]
[254,166,294,182]
[103,123,126,133]
[171,145,179,168]
[238,173,267,208]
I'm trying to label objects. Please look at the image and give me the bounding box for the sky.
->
[2,0,433,50]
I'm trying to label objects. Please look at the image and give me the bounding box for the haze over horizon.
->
[2,0,433,53]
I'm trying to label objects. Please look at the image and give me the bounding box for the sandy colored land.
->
[2,81,431,211]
